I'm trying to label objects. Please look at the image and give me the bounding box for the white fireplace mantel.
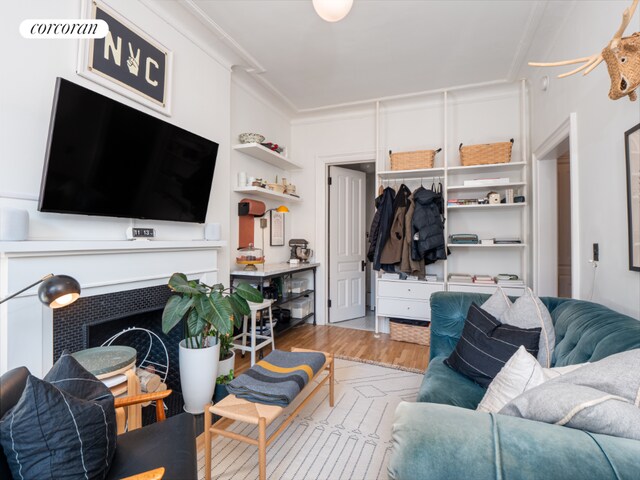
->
[0,240,226,376]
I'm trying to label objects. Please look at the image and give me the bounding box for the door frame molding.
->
[532,113,581,298]
[315,151,376,325]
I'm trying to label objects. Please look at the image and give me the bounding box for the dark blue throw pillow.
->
[444,302,541,388]
[0,353,117,479]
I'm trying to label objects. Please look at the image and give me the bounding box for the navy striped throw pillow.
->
[444,302,541,388]
[0,353,116,479]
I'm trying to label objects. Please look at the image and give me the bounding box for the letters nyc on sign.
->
[78,0,172,115]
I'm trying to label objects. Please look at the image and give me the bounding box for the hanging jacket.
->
[371,187,396,271]
[400,192,425,277]
[411,186,447,265]
[367,193,384,263]
[380,184,411,266]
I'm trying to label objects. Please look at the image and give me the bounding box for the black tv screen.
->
[39,78,219,223]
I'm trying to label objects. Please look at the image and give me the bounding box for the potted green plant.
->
[162,273,262,414]
[215,332,235,400]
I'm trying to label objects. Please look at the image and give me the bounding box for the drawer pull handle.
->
[408,288,411,292]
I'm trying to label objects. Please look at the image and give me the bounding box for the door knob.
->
[361,260,366,271]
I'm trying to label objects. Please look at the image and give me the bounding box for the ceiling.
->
[187,0,548,111]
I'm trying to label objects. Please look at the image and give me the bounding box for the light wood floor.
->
[233,324,430,375]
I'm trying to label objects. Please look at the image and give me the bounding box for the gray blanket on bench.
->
[226,350,326,406]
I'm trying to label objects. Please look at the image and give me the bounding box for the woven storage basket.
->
[389,148,441,171]
[459,139,514,166]
[389,318,430,346]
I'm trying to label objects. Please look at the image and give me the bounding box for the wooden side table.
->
[72,345,141,432]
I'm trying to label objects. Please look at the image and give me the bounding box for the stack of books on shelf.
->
[496,274,524,286]
[448,198,479,206]
[473,275,496,285]
[381,272,401,280]
[494,238,522,244]
[448,273,473,283]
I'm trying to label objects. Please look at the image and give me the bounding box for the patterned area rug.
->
[198,358,423,480]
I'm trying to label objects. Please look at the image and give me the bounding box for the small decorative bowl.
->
[238,133,265,144]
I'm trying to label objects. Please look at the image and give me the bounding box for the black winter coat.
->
[368,187,395,271]
[411,186,448,265]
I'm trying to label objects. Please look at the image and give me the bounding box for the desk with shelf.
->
[230,263,319,335]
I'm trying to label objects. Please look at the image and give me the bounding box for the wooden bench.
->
[203,348,334,480]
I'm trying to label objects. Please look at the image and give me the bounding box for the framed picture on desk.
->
[270,211,285,246]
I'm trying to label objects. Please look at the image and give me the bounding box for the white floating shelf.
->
[447,202,527,210]
[447,161,526,174]
[447,281,525,289]
[233,186,301,202]
[448,182,526,191]
[233,143,302,170]
[378,167,445,180]
[447,243,526,248]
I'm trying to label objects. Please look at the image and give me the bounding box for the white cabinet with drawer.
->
[375,279,444,334]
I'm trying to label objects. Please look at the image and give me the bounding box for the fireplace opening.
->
[53,284,187,422]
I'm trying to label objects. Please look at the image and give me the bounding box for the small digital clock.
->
[126,227,156,240]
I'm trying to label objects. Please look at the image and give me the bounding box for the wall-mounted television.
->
[38,78,219,223]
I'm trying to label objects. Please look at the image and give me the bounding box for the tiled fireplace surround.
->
[53,284,172,360]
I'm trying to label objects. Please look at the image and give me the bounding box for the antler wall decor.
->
[529,0,640,101]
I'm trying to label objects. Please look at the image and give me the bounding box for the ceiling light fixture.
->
[312,0,354,22]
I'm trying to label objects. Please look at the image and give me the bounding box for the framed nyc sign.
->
[77,0,172,115]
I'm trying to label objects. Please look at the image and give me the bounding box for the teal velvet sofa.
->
[388,292,640,480]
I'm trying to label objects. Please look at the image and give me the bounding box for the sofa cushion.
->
[0,354,116,480]
[417,356,486,409]
[105,413,197,480]
[444,303,541,388]
[499,288,555,368]
[480,287,512,317]
[477,345,587,413]
[500,349,640,440]
[389,402,640,480]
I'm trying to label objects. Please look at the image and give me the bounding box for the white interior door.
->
[329,165,366,322]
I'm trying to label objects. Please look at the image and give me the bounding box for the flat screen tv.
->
[39,78,219,223]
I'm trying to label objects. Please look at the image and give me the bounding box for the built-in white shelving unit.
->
[374,81,530,334]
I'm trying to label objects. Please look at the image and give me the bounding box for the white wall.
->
[291,106,377,324]
[522,1,640,318]
[229,71,294,271]
[0,1,232,248]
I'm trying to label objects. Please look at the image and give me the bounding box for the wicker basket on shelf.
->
[459,139,513,166]
[389,148,441,171]
[389,318,430,346]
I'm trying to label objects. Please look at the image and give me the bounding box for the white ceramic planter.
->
[179,338,220,414]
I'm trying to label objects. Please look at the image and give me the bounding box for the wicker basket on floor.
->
[389,318,430,346]
[389,148,441,171]
[459,139,513,166]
